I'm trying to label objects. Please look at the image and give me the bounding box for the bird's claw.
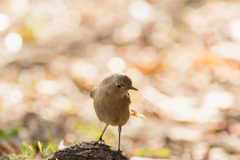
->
[113,149,122,157]
[94,138,105,145]
[99,139,105,144]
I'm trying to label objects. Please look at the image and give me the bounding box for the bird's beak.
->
[130,86,138,91]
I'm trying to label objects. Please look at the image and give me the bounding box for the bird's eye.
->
[117,85,121,88]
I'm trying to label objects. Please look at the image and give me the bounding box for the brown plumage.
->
[90,73,144,152]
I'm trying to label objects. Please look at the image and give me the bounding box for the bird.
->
[90,73,144,152]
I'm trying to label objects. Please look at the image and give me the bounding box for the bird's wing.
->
[130,109,145,119]
[90,85,98,98]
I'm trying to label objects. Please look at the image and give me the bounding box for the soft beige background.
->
[0,0,240,159]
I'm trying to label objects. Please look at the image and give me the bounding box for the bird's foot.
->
[113,149,122,157]
[116,149,122,154]
[94,138,105,145]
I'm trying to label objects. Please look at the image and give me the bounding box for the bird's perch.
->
[48,141,128,160]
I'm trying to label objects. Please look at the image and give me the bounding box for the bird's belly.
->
[94,100,130,126]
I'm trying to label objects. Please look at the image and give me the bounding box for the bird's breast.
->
[93,93,130,126]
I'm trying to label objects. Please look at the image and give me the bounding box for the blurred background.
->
[0,0,240,159]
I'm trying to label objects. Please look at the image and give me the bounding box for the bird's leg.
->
[94,124,108,145]
[117,125,122,153]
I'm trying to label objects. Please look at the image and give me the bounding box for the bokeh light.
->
[0,14,9,32]
[4,32,23,53]
[230,19,240,42]
[71,60,98,84]
[107,57,126,72]
[128,1,153,23]
[9,89,24,103]
[10,0,29,17]
[36,80,59,95]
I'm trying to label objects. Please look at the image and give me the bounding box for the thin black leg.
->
[94,124,108,145]
[99,124,108,141]
[117,126,122,152]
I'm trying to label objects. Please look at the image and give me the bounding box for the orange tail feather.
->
[130,109,145,119]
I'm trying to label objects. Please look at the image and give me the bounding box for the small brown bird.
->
[90,73,144,152]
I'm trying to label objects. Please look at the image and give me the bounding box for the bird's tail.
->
[130,109,145,119]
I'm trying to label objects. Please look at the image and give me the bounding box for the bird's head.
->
[100,73,138,97]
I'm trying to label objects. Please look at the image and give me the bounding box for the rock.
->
[48,141,128,160]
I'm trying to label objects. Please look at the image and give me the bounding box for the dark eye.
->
[117,85,121,88]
